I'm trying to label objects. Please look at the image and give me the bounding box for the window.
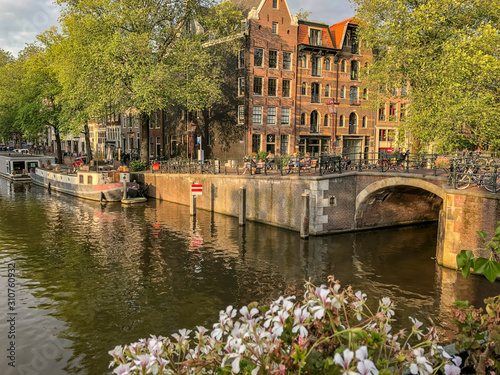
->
[340,86,345,99]
[401,86,407,96]
[389,103,396,121]
[272,22,278,34]
[238,77,245,96]
[352,34,359,54]
[363,88,368,100]
[272,0,278,9]
[283,52,292,70]
[349,113,357,134]
[267,106,277,125]
[269,50,278,69]
[282,79,291,97]
[281,107,290,125]
[390,87,397,96]
[362,116,367,128]
[253,77,263,95]
[311,56,321,76]
[300,113,306,125]
[310,29,322,46]
[253,106,262,124]
[311,83,320,103]
[79,175,84,184]
[310,110,319,133]
[324,114,330,127]
[156,136,161,156]
[280,134,289,155]
[87,175,93,184]
[302,55,307,68]
[238,50,245,68]
[325,58,330,71]
[254,48,263,67]
[344,32,350,47]
[351,60,359,80]
[350,86,358,104]
[400,103,407,122]
[266,134,276,154]
[301,82,307,95]
[268,78,277,96]
[252,134,261,153]
[238,105,245,124]
[325,84,330,97]
[341,59,346,72]
[378,106,385,121]
[339,115,345,127]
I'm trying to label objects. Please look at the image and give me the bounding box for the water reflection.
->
[0,178,499,375]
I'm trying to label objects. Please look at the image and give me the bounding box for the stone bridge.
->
[141,171,500,270]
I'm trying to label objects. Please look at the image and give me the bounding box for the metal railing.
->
[149,152,500,193]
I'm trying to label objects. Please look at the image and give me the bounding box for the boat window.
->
[87,176,93,185]
[79,175,84,184]
[13,161,25,171]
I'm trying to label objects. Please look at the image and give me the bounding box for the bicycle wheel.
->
[378,160,389,172]
[455,174,471,189]
[482,172,500,193]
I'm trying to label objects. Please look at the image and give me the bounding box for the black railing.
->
[148,153,500,194]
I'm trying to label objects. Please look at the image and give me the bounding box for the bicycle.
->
[448,165,500,192]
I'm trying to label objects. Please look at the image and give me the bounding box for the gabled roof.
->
[298,21,335,49]
[329,17,359,49]
[230,0,263,18]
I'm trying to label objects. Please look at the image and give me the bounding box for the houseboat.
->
[0,153,55,181]
[31,166,141,202]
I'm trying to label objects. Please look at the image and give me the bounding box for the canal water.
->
[1,178,499,375]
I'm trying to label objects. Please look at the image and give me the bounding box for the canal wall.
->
[140,172,443,235]
[437,191,500,269]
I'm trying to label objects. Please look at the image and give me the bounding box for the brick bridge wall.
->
[140,171,500,269]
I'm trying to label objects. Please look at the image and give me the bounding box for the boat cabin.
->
[0,153,56,181]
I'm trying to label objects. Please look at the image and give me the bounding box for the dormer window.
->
[344,32,350,47]
[272,0,278,9]
[309,29,322,46]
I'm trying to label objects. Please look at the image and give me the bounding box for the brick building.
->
[141,0,379,160]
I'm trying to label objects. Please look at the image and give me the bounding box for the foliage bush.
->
[109,277,471,375]
[131,160,148,172]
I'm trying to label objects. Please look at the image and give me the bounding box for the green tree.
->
[55,0,243,162]
[351,0,500,152]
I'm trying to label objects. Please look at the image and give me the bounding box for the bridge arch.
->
[355,177,446,227]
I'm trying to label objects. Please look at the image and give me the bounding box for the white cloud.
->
[287,0,355,24]
[0,0,60,56]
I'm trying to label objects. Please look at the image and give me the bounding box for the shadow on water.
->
[1,178,500,374]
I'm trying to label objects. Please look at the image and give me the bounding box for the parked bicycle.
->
[448,164,499,192]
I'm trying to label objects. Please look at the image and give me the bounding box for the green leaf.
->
[473,258,500,283]
[477,231,488,244]
[453,299,469,309]
[456,250,475,278]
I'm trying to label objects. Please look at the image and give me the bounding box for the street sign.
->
[191,184,203,196]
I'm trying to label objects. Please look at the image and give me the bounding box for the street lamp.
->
[328,99,339,154]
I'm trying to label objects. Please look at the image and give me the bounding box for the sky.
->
[0,0,355,57]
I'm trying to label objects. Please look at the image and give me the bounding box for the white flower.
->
[292,306,310,337]
[357,359,379,375]
[334,348,360,374]
[410,348,433,375]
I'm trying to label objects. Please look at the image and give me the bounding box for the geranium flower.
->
[410,348,433,375]
[334,348,359,374]
[292,305,310,337]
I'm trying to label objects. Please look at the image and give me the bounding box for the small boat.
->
[121,197,147,204]
[31,166,140,202]
[0,153,55,181]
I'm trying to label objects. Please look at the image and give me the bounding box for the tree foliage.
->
[55,0,243,161]
[352,0,500,152]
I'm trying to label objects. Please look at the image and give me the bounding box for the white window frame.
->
[253,106,263,125]
[283,52,292,70]
[267,106,277,125]
[238,105,245,124]
[281,107,290,126]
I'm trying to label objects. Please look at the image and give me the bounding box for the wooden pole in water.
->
[190,195,196,216]
[300,193,310,239]
[239,187,246,226]
[122,180,127,200]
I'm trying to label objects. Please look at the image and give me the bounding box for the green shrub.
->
[130,160,148,172]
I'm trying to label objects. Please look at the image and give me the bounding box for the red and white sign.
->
[191,184,203,196]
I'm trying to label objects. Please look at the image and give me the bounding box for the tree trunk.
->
[84,121,93,162]
[140,112,150,163]
[54,127,63,165]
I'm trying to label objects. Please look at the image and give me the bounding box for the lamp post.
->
[328,99,339,154]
